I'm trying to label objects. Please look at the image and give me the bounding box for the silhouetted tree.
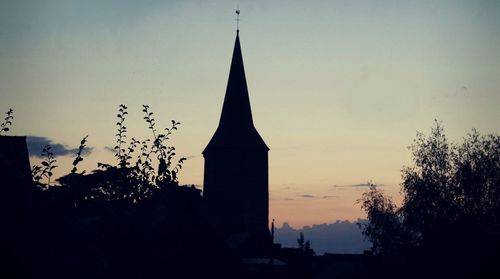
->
[401,121,500,242]
[297,232,314,256]
[360,121,500,278]
[358,184,414,260]
[297,232,305,249]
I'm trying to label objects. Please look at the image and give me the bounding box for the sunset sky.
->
[2,0,500,228]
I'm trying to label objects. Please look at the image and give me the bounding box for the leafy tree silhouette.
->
[360,120,500,279]
[358,184,414,261]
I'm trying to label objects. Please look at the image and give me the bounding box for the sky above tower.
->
[1,0,500,228]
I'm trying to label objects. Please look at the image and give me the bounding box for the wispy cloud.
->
[281,183,297,190]
[299,194,316,198]
[351,183,376,187]
[332,183,383,188]
[297,194,338,199]
[27,136,92,158]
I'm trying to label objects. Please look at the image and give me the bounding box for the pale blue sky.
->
[1,0,500,226]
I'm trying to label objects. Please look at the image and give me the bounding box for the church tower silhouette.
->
[203,30,270,254]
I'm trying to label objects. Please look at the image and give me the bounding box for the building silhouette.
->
[203,30,270,255]
[0,136,32,196]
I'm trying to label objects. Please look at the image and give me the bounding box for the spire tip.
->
[235,9,241,32]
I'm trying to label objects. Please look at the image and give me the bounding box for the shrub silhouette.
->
[4,105,245,279]
[30,104,187,203]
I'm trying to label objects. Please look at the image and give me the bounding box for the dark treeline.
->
[359,121,500,279]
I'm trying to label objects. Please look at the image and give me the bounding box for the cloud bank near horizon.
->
[274,219,371,255]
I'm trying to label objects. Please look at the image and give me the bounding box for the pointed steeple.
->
[203,27,271,255]
[203,32,268,154]
[219,31,253,129]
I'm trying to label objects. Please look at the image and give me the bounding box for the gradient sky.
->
[2,0,500,227]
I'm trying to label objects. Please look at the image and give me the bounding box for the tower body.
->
[203,32,270,248]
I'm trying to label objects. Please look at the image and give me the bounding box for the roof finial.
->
[235,9,240,33]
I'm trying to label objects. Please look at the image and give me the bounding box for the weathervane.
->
[235,9,241,32]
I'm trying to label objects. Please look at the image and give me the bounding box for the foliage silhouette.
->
[71,135,88,174]
[4,105,249,279]
[28,104,187,202]
[358,184,414,261]
[0,108,14,134]
[31,144,58,186]
[297,232,314,255]
[114,104,128,167]
[360,120,500,278]
[55,104,187,204]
